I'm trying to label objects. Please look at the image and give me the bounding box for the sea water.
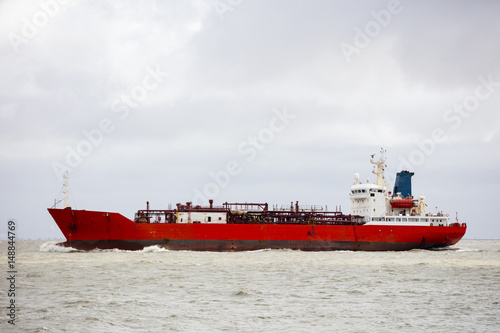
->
[1,240,499,332]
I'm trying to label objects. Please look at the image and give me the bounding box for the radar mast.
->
[370,148,387,187]
[63,171,71,208]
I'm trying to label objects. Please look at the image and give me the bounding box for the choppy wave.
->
[140,245,169,253]
[88,245,169,253]
[89,248,127,253]
[454,247,482,252]
[39,241,79,253]
[16,240,500,332]
[432,245,482,252]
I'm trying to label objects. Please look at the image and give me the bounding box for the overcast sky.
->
[1,0,499,240]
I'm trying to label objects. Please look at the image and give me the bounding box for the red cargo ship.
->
[48,149,466,251]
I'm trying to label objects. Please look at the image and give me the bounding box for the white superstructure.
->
[350,149,452,226]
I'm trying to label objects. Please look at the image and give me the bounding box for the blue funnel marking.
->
[393,171,414,198]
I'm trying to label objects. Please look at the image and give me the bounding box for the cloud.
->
[0,0,499,239]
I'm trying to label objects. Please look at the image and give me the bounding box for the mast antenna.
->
[370,148,387,187]
[63,171,71,208]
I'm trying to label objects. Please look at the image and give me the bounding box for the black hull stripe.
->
[59,239,454,252]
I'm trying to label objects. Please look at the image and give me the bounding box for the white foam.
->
[39,241,79,253]
[93,248,126,253]
[140,245,169,253]
[454,247,481,252]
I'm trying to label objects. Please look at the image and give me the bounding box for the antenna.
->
[63,171,71,208]
[51,199,62,209]
[370,148,387,187]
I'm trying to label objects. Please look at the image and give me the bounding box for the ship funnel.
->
[393,170,414,198]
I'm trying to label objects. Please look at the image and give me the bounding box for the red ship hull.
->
[48,208,467,251]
